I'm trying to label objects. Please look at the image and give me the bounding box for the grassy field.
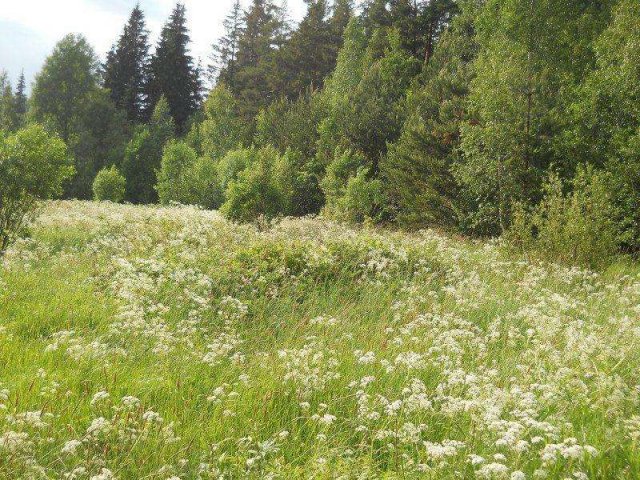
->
[1,201,640,479]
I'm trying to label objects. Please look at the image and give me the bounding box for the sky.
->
[0,0,308,89]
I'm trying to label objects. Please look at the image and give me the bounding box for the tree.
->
[147,3,202,133]
[565,0,640,250]
[199,84,249,161]
[121,96,174,203]
[0,125,73,255]
[31,34,99,143]
[275,0,335,99]
[362,0,391,34]
[14,71,27,127]
[31,34,128,199]
[318,23,419,177]
[381,0,477,228]
[456,0,616,235]
[221,146,288,222]
[0,72,19,132]
[93,165,126,203]
[210,0,244,86]
[66,89,130,199]
[156,140,198,205]
[232,0,288,119]
[103,3,150,123]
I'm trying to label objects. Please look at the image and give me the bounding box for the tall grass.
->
[1,201,639,479]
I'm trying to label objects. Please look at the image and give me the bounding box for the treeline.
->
[1,0,640,267]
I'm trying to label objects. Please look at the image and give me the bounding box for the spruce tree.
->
[233,0,287,119]
[147,3,202,134]
[103,4,150,123]
[210,0,244,87]
[15,71,27,121]
[330,0,353,52]
[362,0,391,35]
[276,0,335,99]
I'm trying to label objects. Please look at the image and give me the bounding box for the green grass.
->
[1,200,640,479]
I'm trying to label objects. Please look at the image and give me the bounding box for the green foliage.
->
[92,165,126,203]
[221,146,288,222]
[273,0,336,99]
[319,24,419,176]
[121,96,174,204]
[0,72,20,132]
[199,85,248,161]
[562,0,640,251]
[156,140,198,205]
[273,149,324,216]
[184,156,223,210]
[146,4,202,133]
[231,0,288,120]
[30,35,129,199]
[322,149,383,223]
[255,91,324,160]
[103,5,150,123]
[382,2,477,229]
[0,125,73,253]
[217,148,255,194]
[457,0,616,235]
[66,89,130,199]
[31,34,99,143]
[506,167,619,269]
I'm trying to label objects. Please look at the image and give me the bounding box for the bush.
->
[217,148,254,194]
[321,149,383,223]
[92,165,126,203]
[273,149,324,216]
[0,124,73,254]
[183,156,223,210]
[506,167,620,269]
[221,147,288,222]
[156,140,198,205]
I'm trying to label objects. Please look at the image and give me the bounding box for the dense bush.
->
[217,148,255,194]
[0,124,73,254]
[221,147,288,222]
[273,149,324,216]
[507,167,619,269]
[92,165,126,203]
[156,140,198,205]
[322,149,383,222]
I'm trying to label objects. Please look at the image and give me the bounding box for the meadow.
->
[1,201,640,479]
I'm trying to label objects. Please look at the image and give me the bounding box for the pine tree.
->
[210,0,244,87]
[147,3,202,134]
[330,0,353,51]
[103,4,150,123]
[382,2,478,228]
[15,71,27,120]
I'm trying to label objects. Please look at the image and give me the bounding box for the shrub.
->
[321,149,383,223]
[506,167,620,269]
[0,124,73,254]
[221,147,288,222]
[92,165,126,203]
[273,149,324,216]
[217,148,254,194]
[184,156,223,210]
[156,140,198,205]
